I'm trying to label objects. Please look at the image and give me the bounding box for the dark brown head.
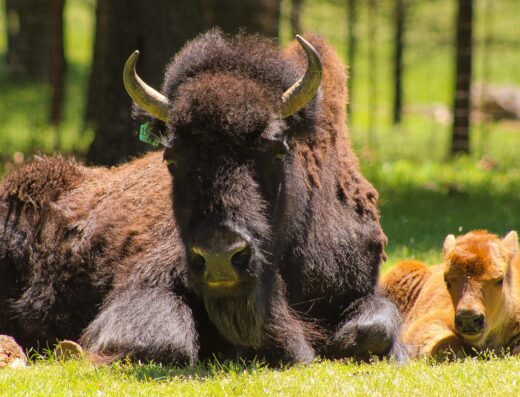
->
[443,230,518,343]
[123,31,323,346]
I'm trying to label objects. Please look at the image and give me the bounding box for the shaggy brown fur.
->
[0,30,405,364]
[381,230,520,358]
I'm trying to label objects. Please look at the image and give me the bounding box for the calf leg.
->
[403,312,464,359]
[330,292,408,362]
[80,287,199,365]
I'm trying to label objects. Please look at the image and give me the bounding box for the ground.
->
[2,353,520,396]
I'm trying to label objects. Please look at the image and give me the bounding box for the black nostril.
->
[456,311,485,332]
[191,252,206,270]
[231,246,251,269]
[475,314,485,328]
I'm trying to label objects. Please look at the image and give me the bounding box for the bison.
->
[0,30,405,365]
[381,230,520,358]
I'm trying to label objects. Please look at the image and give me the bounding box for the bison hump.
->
[1,156,85,207]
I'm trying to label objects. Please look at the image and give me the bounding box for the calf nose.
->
[191,227,251,282]
[455,310,486,334]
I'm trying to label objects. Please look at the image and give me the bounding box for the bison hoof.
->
[0,335,27,370]
[291,343,315,365]
[55,340,84,361]
[334,322,394,361]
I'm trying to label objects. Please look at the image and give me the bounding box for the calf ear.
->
[443,234,456,257]
[502,231,519,260]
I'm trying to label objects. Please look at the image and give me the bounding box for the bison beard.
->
[0,30,407,364]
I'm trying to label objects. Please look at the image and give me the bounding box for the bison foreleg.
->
[265,287,316,364]
[80,287,198,365]
[330,292,408,362]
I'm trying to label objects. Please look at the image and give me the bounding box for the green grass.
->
[363,157,520,271]
[2,353,520,396]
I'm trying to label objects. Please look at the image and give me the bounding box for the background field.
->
[1,0,520,395]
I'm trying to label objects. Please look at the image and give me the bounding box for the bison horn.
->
[281,35,323,118]
[123,50,170,122]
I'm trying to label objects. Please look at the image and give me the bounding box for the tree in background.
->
[290,0,304,33]
[50,0,66,149]
[5,0,52,79]
[86,0,281,166]
[204,0,280,38]
[367,0,378,150]
[392,0,405,124]
[450,0,474,156]
[346,0,357,117]
[5,0,66,146]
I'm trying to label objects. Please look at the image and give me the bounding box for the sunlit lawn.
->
[2,353,520,396]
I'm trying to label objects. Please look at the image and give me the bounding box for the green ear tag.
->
[139,122,160,147]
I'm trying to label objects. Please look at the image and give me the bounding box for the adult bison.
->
[0,30,405,364]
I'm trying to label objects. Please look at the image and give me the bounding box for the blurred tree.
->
[5,0,66,147]
[5,0,53,80]
[86,0,281,166]
[290,0,304,33]
[392,0,405,124]
[204,0,280,37]
[367,0,378,150]
[50,0,66,149]
[85,0,205,165]
[346,0,357,117]
[450,0,473,156]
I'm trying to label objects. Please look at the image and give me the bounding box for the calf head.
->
[123,31,322,348]
[443,230,518,345]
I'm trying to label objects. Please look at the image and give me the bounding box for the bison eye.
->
[445,279,451,289]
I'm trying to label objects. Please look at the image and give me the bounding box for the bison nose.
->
[190,227,251,283]
[455,310,486,334]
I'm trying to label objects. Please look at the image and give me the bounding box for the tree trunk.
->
[50,0,66,149]
[367,0,378,150]
[290,0,303,34]
[346,0,357,116]
[86,0,281,166]
[450,0,474,156]
[85,0,206,165]
[204,0,280,38]
[4,0,52,80]
[392,0,405,124]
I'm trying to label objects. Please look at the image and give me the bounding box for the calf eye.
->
[496,277,504,286]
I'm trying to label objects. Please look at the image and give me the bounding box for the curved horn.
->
[281,35,323,118]
[123,50,170,122]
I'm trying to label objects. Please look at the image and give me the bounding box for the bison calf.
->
[381,230,520,358]
[0,30,405,364]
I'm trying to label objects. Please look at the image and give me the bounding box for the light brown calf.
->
[381,230,520,358]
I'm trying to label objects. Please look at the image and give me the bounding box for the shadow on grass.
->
[375,179,520,268]
[104,358,270,382]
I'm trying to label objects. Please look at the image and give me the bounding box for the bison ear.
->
[501,231,518,260]
[443,234,456,257]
